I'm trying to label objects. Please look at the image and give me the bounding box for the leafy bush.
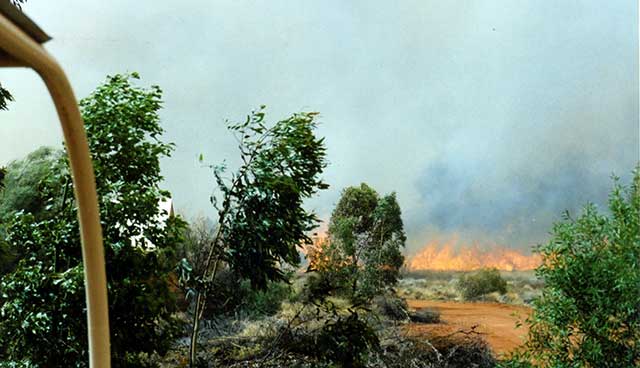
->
[315,311,380,368]
[457,268,507,300]
[179,263,292,319]
[503,169,640,368]
[198,267,245,317]
[241,278,293,318]
[0,74,184,367]
[280,272,383,368]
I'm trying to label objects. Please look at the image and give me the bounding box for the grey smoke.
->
[407,133,638,252]
[1,0,637,255]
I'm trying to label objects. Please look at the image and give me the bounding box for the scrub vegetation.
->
[0,74,637,368]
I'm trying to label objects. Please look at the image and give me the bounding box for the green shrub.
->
[457,268,507,300]
[196,267,292,319]
[314,311,380,368]
[241,279,293,318]
[198,267,246,317]
[503,169,640,368]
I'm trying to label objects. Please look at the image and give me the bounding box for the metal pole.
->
[0,13,111,368]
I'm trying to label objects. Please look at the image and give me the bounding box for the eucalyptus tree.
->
[319,183,406,302]
[185,107,328,366]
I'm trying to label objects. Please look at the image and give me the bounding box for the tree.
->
[0,148,66,278]
[313,183,406,302]
[0,73,184,367]
[0,147,65,224]
[186,106,328,366]
[504,168,640,368]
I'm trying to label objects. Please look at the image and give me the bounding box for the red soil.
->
[405,299,531,356]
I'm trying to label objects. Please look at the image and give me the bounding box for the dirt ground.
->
[406,299,532,357]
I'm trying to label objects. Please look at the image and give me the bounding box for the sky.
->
[1,0,638,254]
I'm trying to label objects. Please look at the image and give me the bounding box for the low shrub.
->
[315,312,380,368]
[200,267,246,317]
[373,294,409,321]
[196,267,292,319]
[374,328,496,368]
[431,332,496,368]
[409,308,440,324]
[241,280,293,318]
[457,268,507,300]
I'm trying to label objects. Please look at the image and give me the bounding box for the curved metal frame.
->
[0,12,111,368]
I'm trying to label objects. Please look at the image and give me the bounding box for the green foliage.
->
[175,217,216,281]
[315,311,379,368]
[185,107,329,364]
[175,216,292,319]
[0,167,5,189]
[0,73,185,367]
[210,106,329,289]
[0,83,13,111]
[0,360,38,368]
[180,106,328,297]
[0,210,89,366]
[498,356,534,368]
[503,168,640,368]
[284,266,382,368]
[457,268,507,300]
[0,147,65,224]
[241,279,293,318]
[318,183,406,301]
[330,184,379,245]
[190,266,292,319]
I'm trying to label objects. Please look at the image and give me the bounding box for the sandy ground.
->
[406,299,532,356]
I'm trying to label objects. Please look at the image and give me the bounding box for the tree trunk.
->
[189,293,203,367]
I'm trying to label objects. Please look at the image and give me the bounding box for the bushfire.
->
[408,240,541,271]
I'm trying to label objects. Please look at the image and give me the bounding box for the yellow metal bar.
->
[0,13,111,368]
[0,49,24,66]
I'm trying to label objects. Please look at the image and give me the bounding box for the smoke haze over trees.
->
[1,0,637,254]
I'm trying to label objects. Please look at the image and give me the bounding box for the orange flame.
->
[408,239,541,271]
[302,233,331,271]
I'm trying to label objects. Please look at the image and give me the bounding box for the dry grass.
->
[159,272,517,367]
[398,270,543,306]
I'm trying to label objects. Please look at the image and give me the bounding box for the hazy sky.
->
[1,1,638,253]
